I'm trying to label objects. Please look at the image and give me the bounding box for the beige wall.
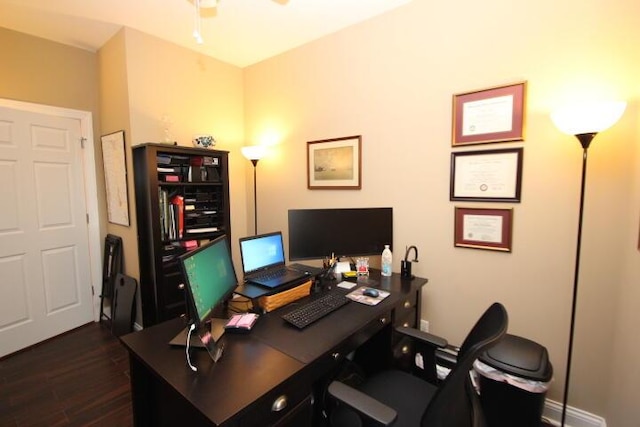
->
[0,26,107,239]
[98,28,248,326]
[243,0,640,423]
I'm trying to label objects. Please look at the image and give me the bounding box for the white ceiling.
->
[0,0,411,67]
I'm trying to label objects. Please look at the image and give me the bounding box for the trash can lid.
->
[479,334,553,382]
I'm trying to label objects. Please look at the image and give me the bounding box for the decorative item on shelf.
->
[160,114,176,145]
[550,98,626,427]
[193,134,216,148]
[400,246,418,280]
[241,145,268,235]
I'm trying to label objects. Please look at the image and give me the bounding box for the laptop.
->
[239,231,309,289]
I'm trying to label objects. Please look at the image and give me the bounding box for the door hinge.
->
[80,137,87,148]
[91,286,95,296]
[86,213,90,224]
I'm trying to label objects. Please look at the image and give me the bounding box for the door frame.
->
[0,98,102,321]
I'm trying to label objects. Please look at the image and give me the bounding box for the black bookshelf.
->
[133,143,231,327]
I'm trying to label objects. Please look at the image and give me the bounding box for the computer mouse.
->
[363,288,379,298]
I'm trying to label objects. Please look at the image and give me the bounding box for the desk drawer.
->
[394,293,417,324]
[239,378,312,427]
[393,335,415,371]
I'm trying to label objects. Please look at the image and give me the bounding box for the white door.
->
[0,105,94,357]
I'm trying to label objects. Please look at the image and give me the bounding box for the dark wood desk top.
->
[120,318,307,426]
[121,271,427,426]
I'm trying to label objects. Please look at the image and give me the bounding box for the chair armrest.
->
[395,326,448,349]
[327,381,397,426]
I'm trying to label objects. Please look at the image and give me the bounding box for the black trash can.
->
[474,334,553,427]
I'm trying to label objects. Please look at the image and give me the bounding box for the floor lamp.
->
[241,145,267,235]
[551,100,626,427]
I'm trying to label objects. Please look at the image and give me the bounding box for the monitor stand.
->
[197,318,226,363]
[169,318,226,351]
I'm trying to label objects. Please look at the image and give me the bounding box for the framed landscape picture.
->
[307,135,361,189]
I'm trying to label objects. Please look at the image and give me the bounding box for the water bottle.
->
[381,245,392,276]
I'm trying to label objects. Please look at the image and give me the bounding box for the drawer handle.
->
[380,317,387,324]
[178,283,185,290]
[403,322,410,328]
[272,395,288,412]
[403,301,411,309]
[402,345,410,354]
[332,352,340,360]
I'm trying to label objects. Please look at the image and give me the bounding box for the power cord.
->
[186,323,198,372]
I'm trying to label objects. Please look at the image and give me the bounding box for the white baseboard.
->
[542,399,606,427]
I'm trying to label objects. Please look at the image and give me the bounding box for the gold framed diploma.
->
[454,207,513,252]
[452,82,526,146]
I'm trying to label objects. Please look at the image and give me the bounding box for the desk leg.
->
[129,353,157,426]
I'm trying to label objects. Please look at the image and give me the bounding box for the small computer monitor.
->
[179,234,238,328]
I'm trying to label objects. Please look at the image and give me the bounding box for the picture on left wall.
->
[101,130,130,226]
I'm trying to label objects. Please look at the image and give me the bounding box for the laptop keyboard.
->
[282,291,350,329]
[254,267,288,281]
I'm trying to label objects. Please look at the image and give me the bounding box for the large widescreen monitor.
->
[288,207,393,261]
[179,234,238,328]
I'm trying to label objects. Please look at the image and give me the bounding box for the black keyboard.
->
[282,291,350,329]
[255,268,288,281]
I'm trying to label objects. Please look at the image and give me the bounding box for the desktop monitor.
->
[179,234,238,329]
[288,207,393,261]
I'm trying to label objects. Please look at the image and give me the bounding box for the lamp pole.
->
[561,133,595,427]
[241,145,267,236]
[551,100,625,427]
[250,158,259,235]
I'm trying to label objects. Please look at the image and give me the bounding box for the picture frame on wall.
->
[307,135,362,189]
[454,207,513,252]
[450,148,523,202]
[452,81,526,146]
[101,130,130,226]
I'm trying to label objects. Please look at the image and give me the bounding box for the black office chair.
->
[327,302,508,427]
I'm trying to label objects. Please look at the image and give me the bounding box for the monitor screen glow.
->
[179,235,238,327]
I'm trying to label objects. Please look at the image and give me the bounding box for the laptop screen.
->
[240,232,286,275]
[179,235,237,327]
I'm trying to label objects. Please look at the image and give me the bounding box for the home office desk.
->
[121,271,427,426]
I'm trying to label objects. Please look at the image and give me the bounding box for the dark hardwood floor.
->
[0,322,132,427]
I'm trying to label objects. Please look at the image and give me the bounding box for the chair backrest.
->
[421,302,508,427]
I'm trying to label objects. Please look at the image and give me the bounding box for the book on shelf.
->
[186,227,219,234]
[171,194,184,239]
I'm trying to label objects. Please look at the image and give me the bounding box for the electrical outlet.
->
[420,319,430,332]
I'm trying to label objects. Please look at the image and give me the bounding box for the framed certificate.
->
[454,207,513,252]
[452,82,526,146]
[450,148,523,202]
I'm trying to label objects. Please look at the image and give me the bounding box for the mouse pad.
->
[346,286,390,306]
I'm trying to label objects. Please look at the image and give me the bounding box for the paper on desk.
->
[337,281,357,289]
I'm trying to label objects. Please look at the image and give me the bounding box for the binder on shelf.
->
[171,194,184,239]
